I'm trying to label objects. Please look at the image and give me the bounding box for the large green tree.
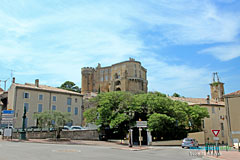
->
[84,91,209,140]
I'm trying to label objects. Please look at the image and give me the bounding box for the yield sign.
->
[212,130,220,137]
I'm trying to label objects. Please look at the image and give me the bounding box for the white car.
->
[70,126,85,131]
[182,138,199,148]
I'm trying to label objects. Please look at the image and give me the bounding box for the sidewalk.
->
[206,150,240,160]
[2,138,150,151]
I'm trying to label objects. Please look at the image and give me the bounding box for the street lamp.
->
[127,111,134,147]
[19,105,27,140]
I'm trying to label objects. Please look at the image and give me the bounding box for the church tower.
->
[210,72,224,102]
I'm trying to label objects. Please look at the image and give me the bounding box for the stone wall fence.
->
[12,130,99,140]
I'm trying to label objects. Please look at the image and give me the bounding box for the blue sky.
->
[0,0,240,97]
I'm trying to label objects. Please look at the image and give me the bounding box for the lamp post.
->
[20,105,27,140]
[127,111,134,147]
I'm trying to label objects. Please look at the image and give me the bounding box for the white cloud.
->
[140,55,211,97]
[199,44,240,61]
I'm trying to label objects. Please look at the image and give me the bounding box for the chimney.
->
[206,95,210,104]
[35,79,39,87]
[12,77,15,83]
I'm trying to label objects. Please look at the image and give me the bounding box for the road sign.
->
[136,121,147,128]
[3,128,12,137]
[1,110,14,114]
[1,111,14,126]
[213,137,219,141]
[212,130,220,137]
[233,138,239,143]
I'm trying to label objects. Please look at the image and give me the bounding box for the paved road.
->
[0,141,209,160]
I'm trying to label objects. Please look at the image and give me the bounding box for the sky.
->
[0,0,240,98]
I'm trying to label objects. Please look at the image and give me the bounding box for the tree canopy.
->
[59,81,81,93]
[84,91,209,140]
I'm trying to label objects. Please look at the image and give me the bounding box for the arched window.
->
[115,87,121,91]
[115,80,121,85]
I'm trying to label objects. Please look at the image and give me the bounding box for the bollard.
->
[205,143,209,155]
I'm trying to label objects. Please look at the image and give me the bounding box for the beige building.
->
[170,73,228,144]
[170,97,227,144]
[224,90,240,146]
[7,78,84,128]
[81,58,148,94]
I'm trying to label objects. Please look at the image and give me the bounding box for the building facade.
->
[224,90,240,146]
[169,73,228,144]
[7,78,84,128]
[81,58,148,94]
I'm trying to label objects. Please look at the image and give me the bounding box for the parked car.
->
[70,126,84,131]
[62,126,71,131]
[182,138,199,148]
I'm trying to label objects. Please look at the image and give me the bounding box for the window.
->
[68,106,71,112]
[100,76,104,82]
[202,120,205,128]
[24,103,29,112]
[75,98,77,103]
[53,96,57,102]
[39,94,43,100]
[67,98,72,105]
[212,107,215,113]
[105,75,108,81]
[52,105,56,111]
[221,123,224,130]
[24,92,29,99]
[38,104,43,112]
[74,107,78,115]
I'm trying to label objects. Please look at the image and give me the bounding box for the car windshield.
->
[184,138,193,142]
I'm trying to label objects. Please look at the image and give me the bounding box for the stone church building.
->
[81,58,148,94]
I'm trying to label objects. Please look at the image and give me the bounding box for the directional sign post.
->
[211,130,221,157]
[1,110,14,127]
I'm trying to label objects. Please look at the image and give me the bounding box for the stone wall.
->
[12,130,99,140]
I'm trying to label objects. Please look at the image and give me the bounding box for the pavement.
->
[206,150,240,160]
[1,137,240,159]
[0,140,201,160]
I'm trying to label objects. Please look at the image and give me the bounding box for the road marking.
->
[52,149,81,153]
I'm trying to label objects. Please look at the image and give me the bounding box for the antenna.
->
[10,69,15,79]
[3,78,9,91]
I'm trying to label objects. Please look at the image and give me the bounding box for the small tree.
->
[34,111,72,139]
[59,81,81,93]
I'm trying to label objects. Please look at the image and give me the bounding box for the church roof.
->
[169,96,225,106]
[224,90,240,98]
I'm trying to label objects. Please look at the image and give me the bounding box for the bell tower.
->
[210,72,224,102]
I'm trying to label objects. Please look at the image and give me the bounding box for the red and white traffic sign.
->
[212,130,220,137]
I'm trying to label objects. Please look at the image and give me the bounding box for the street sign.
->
[213,137,219,141]
[1,110,14,126]
[3,128,12,137]
[1,110,14,114]
[136,121,147,128]
[212,130,220,137]
[233,138,239,143]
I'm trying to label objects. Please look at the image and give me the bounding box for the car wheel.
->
[182,146,184,148]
